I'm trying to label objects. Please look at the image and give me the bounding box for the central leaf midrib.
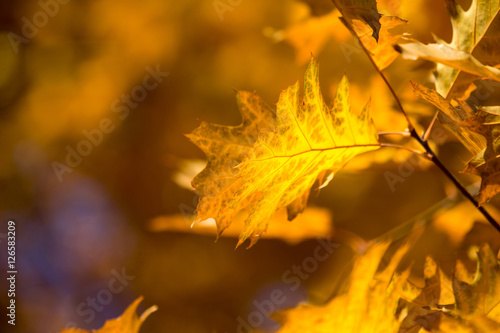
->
[252,143,380,162]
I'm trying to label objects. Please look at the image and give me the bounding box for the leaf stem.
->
[379,143,430,159]
[332,0,500,232]
[422,111,439,141]
[378,131,411,137]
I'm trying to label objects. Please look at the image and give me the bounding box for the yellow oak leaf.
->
[413,245,500,332]
[332,0,408,70]
[398,256,455,333]
[461,107,500,205]
[400,256,455,309]
[60,297,157,333]
[453,244,500,319]
[466,154,500,206]
[397,43,500,84]
[397,0,500,98]
[270,3,406,69]
[390,244,500,333]
[187,91,275,238]
[275,240,412,333]
[409,82,500,203]
[353,15,408,70]
[333,0,382,41]
[188,57,379,247]
[410,82,485,155]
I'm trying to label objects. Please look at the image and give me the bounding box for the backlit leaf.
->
[273,4,406,70]
[275,241,412,333]
[398,0,500,98]
[461,107,500,204]
[334,0,408,70]
[398,43,500,83]
[187,91,275,237]
[408,82,500,203]
[453,244,500,319]
[188,57,379,247]
[409,82,485,155]
[333,0,382,41]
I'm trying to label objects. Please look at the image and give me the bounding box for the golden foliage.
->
[411,82,500,204]
[453,244,500,319]
[353,15,407,70]
[35,0,500,331]
[462,107,500,205]
[408,245,500,332]
[334,0,408,70]
[334,0,382,41]
[397,0,500,98]
[277,241,500,333]
[398,42,500,84]
[187,90,275,245]
[276,241,412,333]
[189,57,379,247]
[410,82,485,155]
[412,83,500,205]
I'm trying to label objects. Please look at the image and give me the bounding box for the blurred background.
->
[0,0,499,332]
